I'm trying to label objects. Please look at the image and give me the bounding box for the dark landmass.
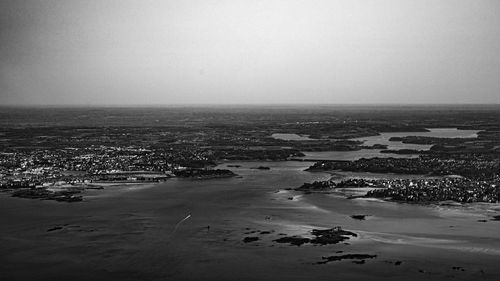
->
[389,136,476,146]
[295,180,337,191]
[316,254,377,265]
[380,149,425,154]
[364,144,388,149]
[214,148,304,161]
[306,156,500,180]
[238,227,370,266]
[274,236,311,246]
[93,172,171,182]
[295,178,380,193]
[351,215,367,220]
[46,226,64,232]
[252,166,271,170]
[274,227,357,246]
[12,188,83,202]
[310,227,357,245]
[242,237,260,243]
[173,169,236,179]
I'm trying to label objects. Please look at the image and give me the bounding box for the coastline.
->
[1,160,500,280]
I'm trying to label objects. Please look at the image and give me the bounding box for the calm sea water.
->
[0,107,496,281]
[354,128,479,150]
[295,128,480,160]
[1,160,499,280]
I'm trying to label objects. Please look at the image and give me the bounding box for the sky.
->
[0,0,499,105]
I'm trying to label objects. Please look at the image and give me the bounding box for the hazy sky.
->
[1,0,499,105]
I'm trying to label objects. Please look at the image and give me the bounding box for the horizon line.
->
[2,103,500,108]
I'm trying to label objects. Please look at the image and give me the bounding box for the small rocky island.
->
[252,166,271,170]
[295,180,337,192]
[274,227,357,246]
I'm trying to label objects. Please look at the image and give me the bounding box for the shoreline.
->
[1,159,500,280]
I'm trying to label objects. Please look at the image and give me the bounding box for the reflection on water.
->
[300,149,418,161]
[300,128,480,160]
[2,159,500,280]
[354,128,480,150]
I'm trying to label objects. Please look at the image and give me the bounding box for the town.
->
[302,153,500,204]
[306,155,500,180]
[295,177,500,204]
[363,177,500,203]
[2,106,500,204]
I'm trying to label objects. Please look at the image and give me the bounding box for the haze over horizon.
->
[1,0,499,105]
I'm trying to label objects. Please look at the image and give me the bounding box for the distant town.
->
[1,106,500,204]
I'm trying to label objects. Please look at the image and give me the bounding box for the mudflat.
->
[1,161,499,281]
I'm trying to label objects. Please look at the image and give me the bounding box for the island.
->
[173,168,236,179]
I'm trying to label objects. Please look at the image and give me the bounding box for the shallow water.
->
[299,128,480,160]
[1,160,499,281]
[299,149,419,160]
[353,128,480,150]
